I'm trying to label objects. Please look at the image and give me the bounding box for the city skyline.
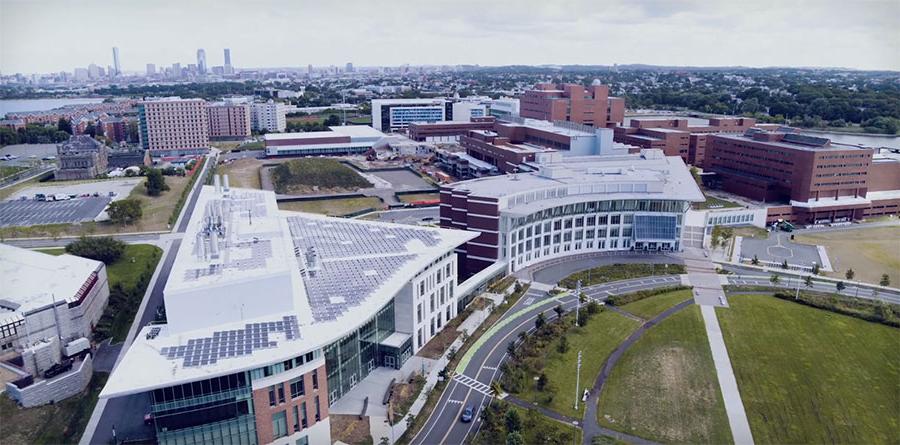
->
[1,0,899,74]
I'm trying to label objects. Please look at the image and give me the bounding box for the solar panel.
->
[159,315,300,367]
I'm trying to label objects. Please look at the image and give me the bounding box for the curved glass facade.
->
[502,198,689,271]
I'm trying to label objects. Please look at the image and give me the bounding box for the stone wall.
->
[5,355,93,408]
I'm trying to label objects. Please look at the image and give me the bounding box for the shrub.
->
[606,286,691,306]
[272,158,371,193]
[107,198,142,225]
[772,291,900,327]
[65,236,125,264]
[145,168,170,196]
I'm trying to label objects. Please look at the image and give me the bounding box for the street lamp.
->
[574,350,583,411]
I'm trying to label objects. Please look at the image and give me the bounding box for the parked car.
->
[460,405,474,423]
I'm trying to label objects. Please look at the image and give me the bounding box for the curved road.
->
[412,268,684,445]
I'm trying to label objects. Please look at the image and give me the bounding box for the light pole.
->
[574,350,583,411]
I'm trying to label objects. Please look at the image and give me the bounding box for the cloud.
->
[0,0,898,73]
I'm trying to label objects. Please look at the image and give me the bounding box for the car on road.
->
[460,405,474,423]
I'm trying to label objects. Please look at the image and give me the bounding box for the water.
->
[0,98,106,119]
[624,114,899,149]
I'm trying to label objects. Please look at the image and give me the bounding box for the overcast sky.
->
[2,0,899,74]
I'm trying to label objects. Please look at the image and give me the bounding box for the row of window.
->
[508,200,687,229]
[270,396,321,440]
[267,372,319,406]
[251,350,321,380]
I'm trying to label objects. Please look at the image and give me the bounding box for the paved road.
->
[3,232,164,249]
[411,275,687,445]
[726,275,900,305]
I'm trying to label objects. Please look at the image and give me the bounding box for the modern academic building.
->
[440,149,705,279]
[264,125,386,157]
[100,180,476,445]
[704,128,900,224]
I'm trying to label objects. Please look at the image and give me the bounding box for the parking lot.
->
[4,178,141,202]
[0,144,58,166]
[0,197,110,227]
[739,231,824,267]
[367,168,433,190]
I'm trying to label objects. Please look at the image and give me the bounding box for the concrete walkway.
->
[700,305,755,445]
[581,299,693,445]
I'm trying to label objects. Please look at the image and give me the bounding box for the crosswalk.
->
[453,373,494,397]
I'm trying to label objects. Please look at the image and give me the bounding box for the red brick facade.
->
[252,364,328,444]
[520,83,624,128]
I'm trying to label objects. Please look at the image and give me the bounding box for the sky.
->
[1,0,899,74]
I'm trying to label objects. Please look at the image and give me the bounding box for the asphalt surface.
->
[526,251,681,285]
[0,196,110,227]
[726,275,900,304]
[369,207,439,225]
[411,275,688,445]
[739,232,822,266]
[89,157,209,444]
[3,232,163,249]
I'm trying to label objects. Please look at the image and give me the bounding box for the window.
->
[268,386,277,406]
[301,401,309,428]
[293,405,301,432]
[296,437,309,445]
[417,303,423,323]
[283,359,293,371]
[278,385,285,403]
[315,395,321,421]
[290,377,305,398]
[272,410,288,439]
[305,352,314,363]
[312,372,319,390]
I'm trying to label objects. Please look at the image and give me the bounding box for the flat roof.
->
[0,244,102,323]
[445,149,705,211]
[712,133,870,152]
[503,118,596,137]
[264,125,384,141]
[101,185,476,399]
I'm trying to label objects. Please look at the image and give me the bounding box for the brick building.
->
[207,101,252,139]
[138,98,209,155]
[56,135,109,180]
[519,82,624,128]
[614,117,758,165]
[705,129,900,224]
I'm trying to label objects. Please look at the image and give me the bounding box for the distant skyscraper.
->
[146,63,156,76]
[223,48,233,75]
[197,49,207,74]
[345,62,353,73]
[112,47,121,76]
[307,64,313,76]
[172,63,182,79]
[88,63,101,79]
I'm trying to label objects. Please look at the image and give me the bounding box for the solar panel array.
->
[159,315,300,367]
[304,255,415,322]
[183,238,273,281]
[286,217,440,258]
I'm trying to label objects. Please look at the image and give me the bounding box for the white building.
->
[490,97,520,118]
[371,98,448,132]
[252,100,287,133]
[451,101,488,123]
[264,125,386,157]
[101,182,476,445]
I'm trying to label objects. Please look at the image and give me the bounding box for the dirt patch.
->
[330,414,372,445]
[219,158,263,189]
[417,327,459,360]
[390,374,426,424]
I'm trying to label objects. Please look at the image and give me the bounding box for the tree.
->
[880,274,891,287]
[836,281,846,291]
[57,118,73,135]
[505,409,522,433]
[324,114,341,126]
[845,269,855,281]
[553,304,564,319]
[506,431,525,445]
[145,168,170,196]
[535,311,546,330]
[507,340,517,358]
[557,335,569,354]
[587,300,601,315]
[65,236,126,264]
[537,373,548,391]
[751,255,759,265]
[770,274,780,285]
[108,198,143,225]
[84,121,97,137]
[804,275,813,287]
[812,263,821,275]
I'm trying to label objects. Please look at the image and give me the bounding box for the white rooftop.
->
[101,184,475,399]
[263,125,384,141]
[0,244,102,324]
[446,149,705,213]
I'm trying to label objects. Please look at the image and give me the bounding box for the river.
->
[624,114,899,149]
[0,98,107,119]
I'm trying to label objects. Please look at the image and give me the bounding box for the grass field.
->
[795,226,900,284]
[219,158,263,189]
[732,226,769,239]
[516,311,639,419]
[278,196,383,216]
[272,158,371,194]
[397,192,439,203]
[717,294,900,444]
[0,372,108,445]
[0,165,28,179]
[560,263,685,288]
[619,289,693,319]
[598,306,732,444]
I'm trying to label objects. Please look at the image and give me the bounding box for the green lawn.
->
[619,289,693,319]
[0,165,28,179]
[278,196,383,217]
[517,311,640,419]
[694,195,742,210]
[598,306,732,444]
[560,263,685,288]
[717,294,900,444]
[0,373,108,445]
[271,158,371,194]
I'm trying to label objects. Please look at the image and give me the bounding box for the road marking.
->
[447,399,463,405]
[453,373,494,396]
